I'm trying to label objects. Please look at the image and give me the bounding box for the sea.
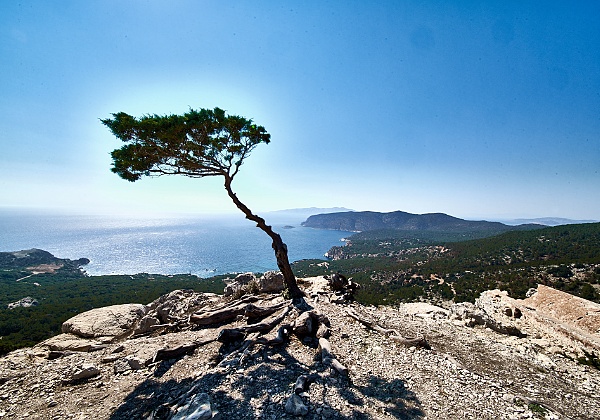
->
[0,209,351,277]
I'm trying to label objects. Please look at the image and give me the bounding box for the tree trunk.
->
[224,176,304,299]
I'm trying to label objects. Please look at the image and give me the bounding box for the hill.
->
[293,223,600,305]
[0,280,599,419]
[0,249,225,354]
[301,210,542,239]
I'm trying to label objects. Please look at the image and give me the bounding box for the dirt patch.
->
[27,263,64,274]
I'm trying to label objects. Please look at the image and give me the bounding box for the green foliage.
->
[102,107,270,182]
[528,402,548,417]
[547,265,573,278]
[103,106,304,299]
[294,223,600,305]
[0,268,226,355]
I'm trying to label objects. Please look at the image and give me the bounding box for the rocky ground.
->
[1,275,599,419]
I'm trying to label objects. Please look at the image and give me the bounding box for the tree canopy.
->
[102,107,303,298]
[101,107,270,182]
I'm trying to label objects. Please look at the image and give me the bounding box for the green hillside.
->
[293,223,600,306]
[0,251,225,354]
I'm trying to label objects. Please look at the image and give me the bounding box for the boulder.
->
[449,299,523,337]
[257,271,285,293]
[521,285,600,352]
[223,273,256,296]
[62,304,147,339]
[477,289,522,319]
[40,333,104,352]
[145,289,210,323]
[293,312,315,336]
[134,289,214,335]
[448,302,488,327]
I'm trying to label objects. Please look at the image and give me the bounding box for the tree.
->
[101,107,303,298]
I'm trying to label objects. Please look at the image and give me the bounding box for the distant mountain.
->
[508,217,598,227]
[0,248,89,270]
[265,207,352,216]
[301,210,541,234]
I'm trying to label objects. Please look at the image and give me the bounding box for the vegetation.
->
[3,222,599,354]
[102,107,303,298]
[0,256,225,354]
[293,223,600,306]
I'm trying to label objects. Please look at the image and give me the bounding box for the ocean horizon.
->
[0,209,352,277]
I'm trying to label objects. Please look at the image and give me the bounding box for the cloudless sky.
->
[1,1,599,220]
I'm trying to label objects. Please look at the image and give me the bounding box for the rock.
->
[293,312,315,336]
[39,333,104,352]
[61,304,147,339]
[172,392,214,420]
[449,298,523,337]
[448,302,488,327]
[257,271,285,293]
[112,355,146,373]
[329,273,347,291]
[126,356,145,370]
[113,358,131,374]
[403,302,449,319]
[223,273,257,296]
[68,364,100,382]
[284,393,308,416]
[521,285,600,352]
[7,296,39,309]
[145,289,210,323]
[133,314,160,336]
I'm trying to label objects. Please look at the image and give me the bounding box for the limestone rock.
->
[134,289,212,335]
[67,364,100,382]
[448,302,488,327]
[146,289,210,323]
[403,302,448,319]
[223,272,256,296]
[449,298,523,337]
[61,304,147,339]
[521,284,600,352]
[293,311,315,336]
[7,296,39,310]
[257,270,285,293]
[40,333,103,352]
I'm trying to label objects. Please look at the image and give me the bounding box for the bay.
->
[0,209,351,277]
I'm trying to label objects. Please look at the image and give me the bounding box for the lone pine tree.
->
[101,107,303,298]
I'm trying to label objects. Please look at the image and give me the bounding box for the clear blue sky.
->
[1,1,599,220]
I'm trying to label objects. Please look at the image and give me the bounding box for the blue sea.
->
[0,209,351,277]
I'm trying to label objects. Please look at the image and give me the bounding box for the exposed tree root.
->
[152,337,216,363]
[190,298,288,325]
[318,337,349,376]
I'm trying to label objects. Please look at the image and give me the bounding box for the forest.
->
[0,254,225,354]
[292,222,600,306]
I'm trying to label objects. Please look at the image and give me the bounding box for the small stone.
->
[172,392,213,420]
[69,364,100,382]
[502,393,515,403]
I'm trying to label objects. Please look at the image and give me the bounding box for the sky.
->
[1,1,599,221]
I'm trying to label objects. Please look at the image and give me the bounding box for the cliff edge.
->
[1,280,599,419]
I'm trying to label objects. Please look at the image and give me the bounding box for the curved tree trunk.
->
[224,176,304,299]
